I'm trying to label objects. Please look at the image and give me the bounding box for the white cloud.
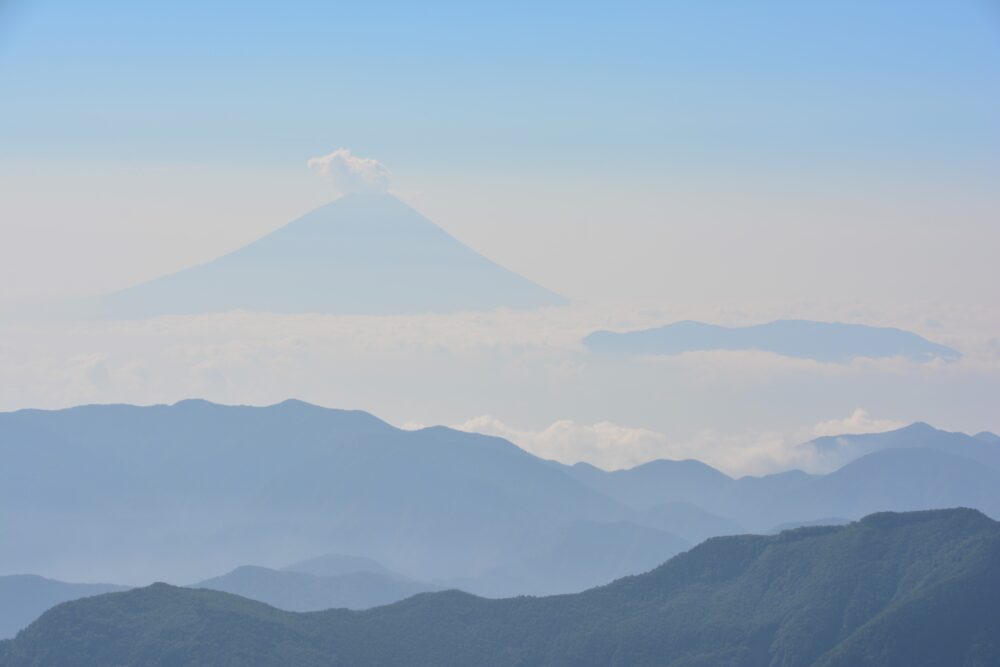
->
[453,408,915,477]
[812,408,905,438]
[306,148,391,194]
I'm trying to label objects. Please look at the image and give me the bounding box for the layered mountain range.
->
[1,400,998,641]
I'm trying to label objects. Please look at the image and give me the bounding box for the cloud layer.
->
[2,304,997,477]
[307,148,391,194]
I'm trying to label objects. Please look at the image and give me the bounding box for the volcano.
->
[95,194,565,318]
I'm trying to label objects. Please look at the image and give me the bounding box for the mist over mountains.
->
[92,194,565,318]
[2,400,998,592]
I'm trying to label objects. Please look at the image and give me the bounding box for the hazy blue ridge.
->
[3,509,998,666]
[583,319,960,362]
[560,423,1000,530]
[281,553,397,578]
[192,566,436,612]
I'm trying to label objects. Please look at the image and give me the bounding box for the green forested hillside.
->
[2,509,998,667]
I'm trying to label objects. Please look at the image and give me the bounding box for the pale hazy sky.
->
[1,1,999,473]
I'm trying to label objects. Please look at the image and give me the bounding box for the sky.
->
[1,1,999,473]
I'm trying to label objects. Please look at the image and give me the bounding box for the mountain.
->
[974,431,1000,444]
[193,566,434,612]
[0,575,126,640]
[282,553,396,578]
[584,319,960,362]
[562,458,733,510]
[636,501,746,543]
[0,399,630,591]
[4,509,998,666]
[803,421,1000,471]
[92,193,565,318]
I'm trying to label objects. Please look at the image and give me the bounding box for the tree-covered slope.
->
[3,509,998,667]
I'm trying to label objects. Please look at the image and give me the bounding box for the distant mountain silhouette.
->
[0,575,126,640]
[636,501,745,543]
[93,193,565,317]
[450,520,690,597]
[584,319,960,362]
[566,424,1000,535]
[282,553,396,579]
[803,421,1000,471]
[562,458,732,511]
[5,509,998,667]
[193,566,434,612]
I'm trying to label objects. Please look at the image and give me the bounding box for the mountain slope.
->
[4,509,997,667]
[584,319,959,362]
[193,566,434,612]
[93,193,565,317]
[0,576,127,641]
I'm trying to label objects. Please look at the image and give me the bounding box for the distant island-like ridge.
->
[584,319,960,363]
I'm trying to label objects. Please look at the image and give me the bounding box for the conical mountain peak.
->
[95,194,565,318]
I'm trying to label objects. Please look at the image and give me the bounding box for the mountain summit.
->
[95,194,565,318]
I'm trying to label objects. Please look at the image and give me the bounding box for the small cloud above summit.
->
[307,148,391,194]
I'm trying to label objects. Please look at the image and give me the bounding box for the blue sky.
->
[3,0,999,173]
